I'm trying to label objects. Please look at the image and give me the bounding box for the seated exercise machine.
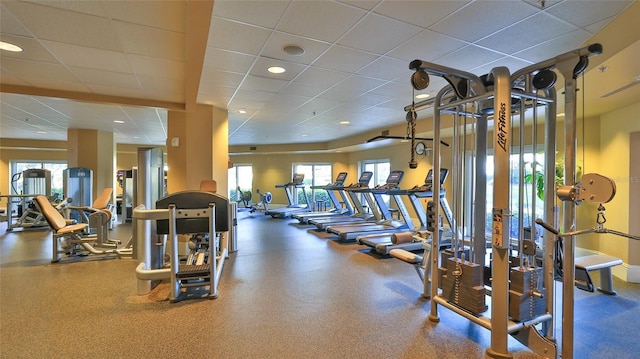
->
[134,190,230,302]
[293,172,353,224]
[68,187,120,248]
[265,173,310,218]
[326,170,413,241]
[309,171,373,229]
[35,195,122,263]
[358,168,453,254]
[10,194,66,230]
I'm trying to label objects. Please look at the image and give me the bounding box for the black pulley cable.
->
[407,92,418,169]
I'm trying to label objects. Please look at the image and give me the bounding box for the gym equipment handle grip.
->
[535,219,559,235]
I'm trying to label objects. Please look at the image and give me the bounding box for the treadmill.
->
[264,173,311,218]
[326,170,413,241]
[292,172,353,224]
[309,171,376,230]
[357,168,452,254]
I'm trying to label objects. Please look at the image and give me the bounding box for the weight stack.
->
[509,267,546,322]
[439,257,487,315]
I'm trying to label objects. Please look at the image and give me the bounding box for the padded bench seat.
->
[575,254,623,295]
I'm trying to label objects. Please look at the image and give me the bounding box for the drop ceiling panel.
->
[212,0,289,29]
[241,75,288,93]
[41,40,131,73]
[199,70,245,89]
[208,17,272,55]
[137,76,183,102]
[1,58,78,81]
[114,21,184,61]
[102,1,186,32]
[0,3,30,36]
[129,55,185,81]
[476,12,578,55]
[373,0,469,28]
[202,48,256,74]
[4,1,121,51]
[313,45,379,73]
[198,83,236,101]
[357,56,412,81]
[277,1,366,43]
[296,98,343,119]
[337,12,423,54]
[513,29,593,64]
[27,0,107,17]
[259,93,312,113]
[546,0,633,28]
[294,67,350,87]
[434,45,504,72]
[279,82,326,98]
[0,36,58,63]
[388,29,467,62]
[68,67,140,89]
[433,1,538,43]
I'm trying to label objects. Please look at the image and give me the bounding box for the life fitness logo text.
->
[497,102,508,152]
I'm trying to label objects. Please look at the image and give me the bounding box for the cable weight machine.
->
[401,44,620,359]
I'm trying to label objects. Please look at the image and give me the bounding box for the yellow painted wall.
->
[597,102,640,267]
[230,152,350,206]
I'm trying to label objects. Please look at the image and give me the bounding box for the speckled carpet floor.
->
[1,212,639,358]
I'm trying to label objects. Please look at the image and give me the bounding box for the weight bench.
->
[574,254,623,295]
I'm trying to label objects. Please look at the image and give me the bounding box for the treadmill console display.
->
[358,171,373,186]
[334,172,347,185]
[424,168,450,187]
[386,170,404,185]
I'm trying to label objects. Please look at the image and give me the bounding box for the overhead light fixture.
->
[113,120,125,124]
[0,41,23,52]
[415,93,430,99]
[268,66,286,74]
[339,121,350,125]
[238,109,247,114]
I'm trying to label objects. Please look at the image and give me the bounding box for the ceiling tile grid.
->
[0,0,638,146]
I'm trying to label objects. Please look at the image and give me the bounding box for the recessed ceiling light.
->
[238,109,247,114]
[113,120,125,123]
[0,41,23,52]
[301,134,309,137]
[268,66,286,74]
[283,45,305,56]
[37,131,47,134]
[339,121,350,125]
[416,93,430,99]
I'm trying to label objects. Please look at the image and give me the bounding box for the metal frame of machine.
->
[399,44,629,359]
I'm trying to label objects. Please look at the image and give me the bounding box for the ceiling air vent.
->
[600,76,640,98]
